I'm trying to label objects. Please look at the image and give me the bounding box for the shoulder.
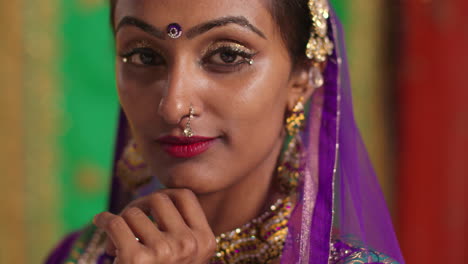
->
[330,240,400,264]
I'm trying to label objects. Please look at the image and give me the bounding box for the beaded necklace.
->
[65,196,293,264]
[210,196,293,264]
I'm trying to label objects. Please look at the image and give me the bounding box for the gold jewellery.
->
[277,97,306,194]
[306,0,334,62]
[210,196,293,264]
[65,196,293,264]
[285,97,306,136]
[183,105,195,138]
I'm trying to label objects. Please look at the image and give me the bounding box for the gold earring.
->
[183,105,195,137]
[285,96,305,136]
[277,97,306,194]
[310,64,324,89]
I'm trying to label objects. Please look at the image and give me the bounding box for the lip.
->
[156,136,217,158]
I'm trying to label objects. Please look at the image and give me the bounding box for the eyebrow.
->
[186,16,267,39]
[116,16,166,40]
[116,15,266,40]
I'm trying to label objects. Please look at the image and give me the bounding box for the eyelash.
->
[119,42,257,72]
[120,47,165,66]
[202,45,256,72]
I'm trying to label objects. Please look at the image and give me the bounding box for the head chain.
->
[306,0,334,62]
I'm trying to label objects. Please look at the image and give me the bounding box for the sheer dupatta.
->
[281,5,404,264]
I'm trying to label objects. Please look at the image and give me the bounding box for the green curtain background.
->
[59,0,117,233]
[1,1,398,263]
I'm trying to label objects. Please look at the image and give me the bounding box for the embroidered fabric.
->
[48,225,399,264]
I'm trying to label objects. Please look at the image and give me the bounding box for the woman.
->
[47,0,404,263]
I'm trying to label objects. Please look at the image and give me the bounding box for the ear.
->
[286,61,326,110]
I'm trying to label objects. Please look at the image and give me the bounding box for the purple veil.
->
[101,3,404,264]
[280,5,404,264]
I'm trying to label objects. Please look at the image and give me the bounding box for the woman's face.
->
[114,0,302,194]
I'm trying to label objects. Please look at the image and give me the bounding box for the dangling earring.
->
[116,140,153,192]
[277,97,306,194]
[310,63,324,89]
[285,97,305,136]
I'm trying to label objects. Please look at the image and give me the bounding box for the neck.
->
[196,137,284,236]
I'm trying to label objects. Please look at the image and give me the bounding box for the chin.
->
[155,167,227,195]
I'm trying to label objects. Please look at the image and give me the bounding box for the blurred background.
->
[0,0,467,263]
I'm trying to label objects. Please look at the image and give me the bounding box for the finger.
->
[162,189,217,260]
[94,212,139,252]
[161,189,211,231]
[121,207,163,247]
[105,237,117,256]
[146,192,188,232]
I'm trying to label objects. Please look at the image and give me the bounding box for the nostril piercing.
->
[183,105,195,137]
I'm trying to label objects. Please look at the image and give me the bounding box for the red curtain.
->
[398,0,468,263]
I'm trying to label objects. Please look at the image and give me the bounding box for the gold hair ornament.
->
[306,0,334,62]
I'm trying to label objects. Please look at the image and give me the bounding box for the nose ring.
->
[183,105,195,137]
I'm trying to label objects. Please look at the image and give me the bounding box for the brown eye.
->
[122,48,164,66]
[205,46,254,66]
[139,53,156,64]
[219,51,238,64]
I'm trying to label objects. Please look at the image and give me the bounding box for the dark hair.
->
[110,0,311,66]
[266,0,311,65]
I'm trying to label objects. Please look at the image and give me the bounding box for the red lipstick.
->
[156,136,217,158]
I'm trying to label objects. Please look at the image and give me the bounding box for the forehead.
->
[114,0,276,36]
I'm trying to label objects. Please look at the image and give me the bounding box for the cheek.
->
[209,61,290,133]
[201,59,290,167]
[116,64,166,135]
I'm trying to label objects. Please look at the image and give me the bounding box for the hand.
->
[94,189,216,264]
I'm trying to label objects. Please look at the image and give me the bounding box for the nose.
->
[157,59,195,125]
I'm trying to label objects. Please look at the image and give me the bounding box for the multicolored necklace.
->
[65,196,293,264]
[210,196,293,264]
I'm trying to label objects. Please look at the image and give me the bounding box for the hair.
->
[109,0,311,66]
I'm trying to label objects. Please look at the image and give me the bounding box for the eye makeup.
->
[122,40,151,54]
[119,40,165,66]
[118,38,258,72]
[202,41,256,61]
[201,41,258,72]
[120,39,153,56]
